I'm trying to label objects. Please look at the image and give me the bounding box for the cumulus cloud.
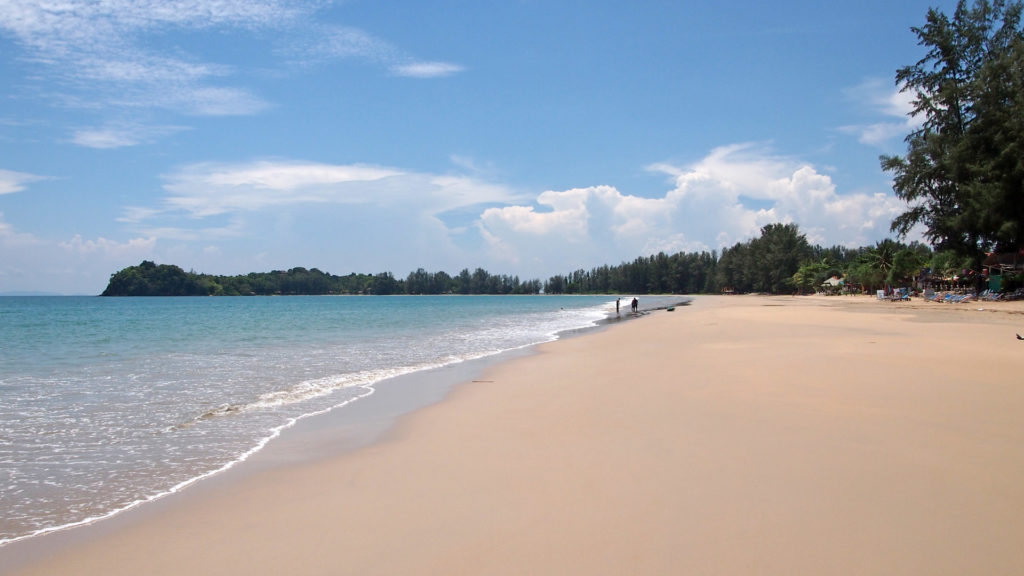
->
[479,185,682,271]
[60,234,157,256]
[0,226,158,293]
[476,143,905,271]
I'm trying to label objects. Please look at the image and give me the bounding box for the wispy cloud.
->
[124,159,519,236]
[0,1,299,114]
[0,211,39,246]
[71,122,190,149]
[0,1,464,139]
[841,78,922,147]
[293,25,399,63]
[158,161,406,217]
[0,168,44,194]
[392,61,466,78]
[290,24,465,79]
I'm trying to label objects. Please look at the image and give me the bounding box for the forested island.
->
[101,260,542,296]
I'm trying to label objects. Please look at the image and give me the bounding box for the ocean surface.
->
[0,294,679,545]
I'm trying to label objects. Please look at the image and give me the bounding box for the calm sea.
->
[0,294,678,545]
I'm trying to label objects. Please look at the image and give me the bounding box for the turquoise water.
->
[0,294,671,545]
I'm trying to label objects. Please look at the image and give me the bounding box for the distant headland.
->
[100,261,543,296]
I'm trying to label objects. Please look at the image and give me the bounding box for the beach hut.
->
[983,251,1023,292]
[820,276,843,295]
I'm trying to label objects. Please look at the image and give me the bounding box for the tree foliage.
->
[105,224,948,297]
[882,0,1024,262]
[102,263,543,296]
[102,261,212,296]
[838,240,933,291]
[545,224,811,295]
[541,224,943,295]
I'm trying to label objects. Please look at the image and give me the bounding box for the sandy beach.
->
[4,294,1024,575]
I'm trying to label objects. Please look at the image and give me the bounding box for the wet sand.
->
[4,294,1024,575]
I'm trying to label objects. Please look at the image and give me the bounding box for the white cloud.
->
[0,211,38,245]
[127,160,523,242]
[0,0,296,115]
[71,128,140,149]
[848,122,910,146]
[70,121,191,149]
[0,222,155,293]
[478,185,674,270]
[60,234,157,256]
[296,25,397,63]
[179,87,270,117]
[0,169,43,194]
[660,143,906,247]
[291,24,465,80]
[0,1,460,124]
[475,143,905,272]
[391,61,465,78]
[841,78,923,147]
[158,161,405,216]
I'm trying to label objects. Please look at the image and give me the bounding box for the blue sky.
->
[1,1,954,294]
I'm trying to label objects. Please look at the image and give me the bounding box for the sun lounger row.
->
[924,291,975,303]
[978,288,1024,301]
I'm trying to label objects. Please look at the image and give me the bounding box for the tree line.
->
[542,223,976,295]
[101,261,543,296]
[102,222,999,297]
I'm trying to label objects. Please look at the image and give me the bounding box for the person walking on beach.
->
[616,298,621,316]
[631,297,638,313]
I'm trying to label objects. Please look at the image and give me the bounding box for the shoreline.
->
[4,294,1023,575]
[0,295,674,563]
[1,294,665,550]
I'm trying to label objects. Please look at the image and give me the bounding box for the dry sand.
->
[4,294,1024,575]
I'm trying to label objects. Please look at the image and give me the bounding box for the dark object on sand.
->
[1017,333,1024,340]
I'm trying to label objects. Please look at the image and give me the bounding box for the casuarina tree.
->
[881,0,1024,265]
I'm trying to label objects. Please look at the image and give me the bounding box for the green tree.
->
[368,272,399,295]
[101,261,211,296]
[716,242,752,293]
[454,269,472,294]
[749,223,811,294]
[890,247,929,286]
[882,0,1024,263]
[792,259,834,294]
